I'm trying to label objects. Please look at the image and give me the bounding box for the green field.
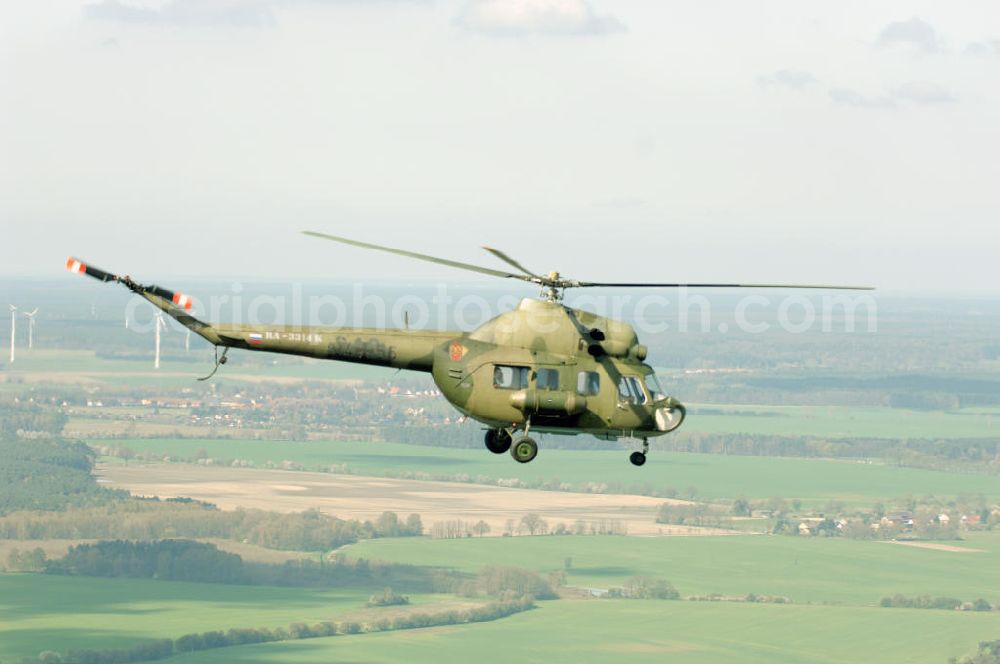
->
[0,573,445,662]
[7,544,1000,664]
[105,438,1000,506]
[686,403,996,439]
[171,600,1000,664]
[345,533,1000,607]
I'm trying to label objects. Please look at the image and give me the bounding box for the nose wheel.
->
[510,436,538,464]
[628,439,650,467]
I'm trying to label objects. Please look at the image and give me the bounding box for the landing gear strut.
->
[484,429,513,454]
[629,438,650,467]
[508,418,538,464]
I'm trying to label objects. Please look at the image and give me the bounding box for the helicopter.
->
[66,233,871,466]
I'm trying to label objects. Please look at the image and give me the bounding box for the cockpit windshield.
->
[644,373,665,401]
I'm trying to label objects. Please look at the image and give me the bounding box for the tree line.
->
[40,538,563,599]
[42,539,457,593]
[16,595,536,664]
[881,594,993,612]
[0,500,422,552]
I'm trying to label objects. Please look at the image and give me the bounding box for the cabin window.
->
[576,371,600,396]
[537,368,559,391]
[618,376,647,404]
[493,365,529,390]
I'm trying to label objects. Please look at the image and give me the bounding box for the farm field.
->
[100,438,1000,506]
[95,464,700,537]
[0,573,464,662]
[170,600,1000,664]
[345,533,1000,607]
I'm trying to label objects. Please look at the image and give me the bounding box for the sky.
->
[1,0,999,291]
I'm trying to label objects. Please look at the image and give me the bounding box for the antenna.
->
[8,305,16,364]
[154,311,166,369]
[23,308,38,350]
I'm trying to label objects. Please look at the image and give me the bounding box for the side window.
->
[493,365,529,390]
[576,371,600,396]
[537,368,559,391]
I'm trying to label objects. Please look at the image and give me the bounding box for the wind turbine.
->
[8,305,16,363]
[23,308,38,349]
[154,311,166,369]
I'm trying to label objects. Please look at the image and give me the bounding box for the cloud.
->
[894,81,956,104]
[830,81,956,110]
[758,70,818,91]
[877,17,939,52]
[84,0,275,27]
[829,88,896,110]
[967,40,1000,57]
[454,0,625,36]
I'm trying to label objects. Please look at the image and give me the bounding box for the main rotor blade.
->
[303,231,535,283]
[481,246,540,279]
[574,282,874,290]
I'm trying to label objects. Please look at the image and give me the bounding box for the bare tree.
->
[519,513,548,536]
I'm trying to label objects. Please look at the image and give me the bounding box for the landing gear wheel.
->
[629,451,647,467]
[510,437,538,464]
[485,429,513,454]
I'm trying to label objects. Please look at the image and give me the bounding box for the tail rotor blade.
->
[65,257,193,310]
[66,257,117,283]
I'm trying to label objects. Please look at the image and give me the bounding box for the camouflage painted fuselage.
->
[150,294,684,440]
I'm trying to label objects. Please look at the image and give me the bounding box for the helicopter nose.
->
[655,404,686,432]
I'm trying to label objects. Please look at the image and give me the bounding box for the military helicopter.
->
[67,233,871,466]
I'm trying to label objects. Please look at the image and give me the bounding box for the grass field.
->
[0,573,459,662]
[170,600,1000,664]
[5,535,1000,664]
[345,533,1000,607]
[103,438,1000,506]
[686,403,996,439]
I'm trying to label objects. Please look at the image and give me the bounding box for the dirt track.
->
[97,463,733,537]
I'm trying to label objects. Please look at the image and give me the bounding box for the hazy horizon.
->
[3,1,999,290]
